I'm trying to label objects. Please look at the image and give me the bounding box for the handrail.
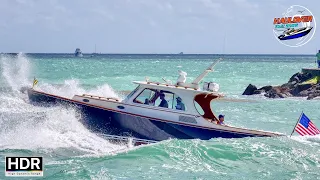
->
[81,94,119,101]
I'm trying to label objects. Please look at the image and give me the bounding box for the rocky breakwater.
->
[243,72,320,100]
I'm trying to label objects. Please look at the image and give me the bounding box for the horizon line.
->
[0,52,315,56]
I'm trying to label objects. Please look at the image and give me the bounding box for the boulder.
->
[278,93,287,98]
[285,92,293,97]
[290,84,312,96]
[288,72,300,83]
[281,82,296,89]
[253,89,264,94]
[244,72,318,100]
[307,91,320,100]
[258,85,272,92]
[288,72,312,83]
[264,87,281,98]
[298,90,310,97]
[242,84,257,95]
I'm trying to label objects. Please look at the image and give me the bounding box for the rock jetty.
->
[243,72,320,100]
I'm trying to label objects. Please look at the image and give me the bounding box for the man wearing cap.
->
[175,97,185,111]
[158,93,168,108]
[217,115,225,125]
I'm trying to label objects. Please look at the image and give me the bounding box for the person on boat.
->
[144,98,150,105]
[316,50,320,68]
[175,97,185,111]
[217,114,225,125]
[158,93,168,108]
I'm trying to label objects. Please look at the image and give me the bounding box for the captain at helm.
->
[133,88,187,111]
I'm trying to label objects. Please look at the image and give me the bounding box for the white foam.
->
[34,79,121,100]
[0,53,128,155]
[0,53,30,91]
[290,134,320,145]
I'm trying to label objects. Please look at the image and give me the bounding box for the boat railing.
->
[81,94,120,102]
[145,81,200,90]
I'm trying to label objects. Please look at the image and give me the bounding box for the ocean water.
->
[0,53,319,179]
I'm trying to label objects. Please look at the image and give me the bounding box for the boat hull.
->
[75,53,83,57]
[27,89,278,141]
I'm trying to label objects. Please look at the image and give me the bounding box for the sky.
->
[0,0,319,54]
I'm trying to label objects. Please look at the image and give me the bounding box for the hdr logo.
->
[5,157,43,177]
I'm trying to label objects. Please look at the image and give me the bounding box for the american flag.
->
[295,113,320,136]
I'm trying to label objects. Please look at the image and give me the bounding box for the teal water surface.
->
[0,53,319,179]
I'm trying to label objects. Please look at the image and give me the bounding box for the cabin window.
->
[154,91,186,111]
[133,88,156,105]
[134,89,186,111]
[173,96,187,111]
[154,91,174,108]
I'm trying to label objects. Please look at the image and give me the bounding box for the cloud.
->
[201,0,222,9]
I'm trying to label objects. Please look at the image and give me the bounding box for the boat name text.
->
[273,16,313,24]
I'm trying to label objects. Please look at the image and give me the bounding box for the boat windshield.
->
[125,85,140,101]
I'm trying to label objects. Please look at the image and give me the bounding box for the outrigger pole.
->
[192,58,222,86]
[289,111,303,137]
[176,58,222,90]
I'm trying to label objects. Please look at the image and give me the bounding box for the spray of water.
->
[0,53,31,91]
[0,53,131,155]
[35,79,121,99]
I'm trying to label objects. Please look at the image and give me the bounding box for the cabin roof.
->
[133,81,223,97]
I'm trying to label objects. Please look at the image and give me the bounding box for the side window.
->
[154,91,186,111]
[133,89,156,105]
[173,96,186,111]
[154,91,174,108]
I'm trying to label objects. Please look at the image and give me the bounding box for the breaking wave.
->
[0,53,128,155]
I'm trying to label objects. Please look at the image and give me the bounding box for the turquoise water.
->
[0,53,319,179]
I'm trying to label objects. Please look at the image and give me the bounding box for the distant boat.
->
[179,52,183,55]
[278,27,313,40]
[75,48,83,57]
[91,44,99,57]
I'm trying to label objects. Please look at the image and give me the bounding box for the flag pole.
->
[32,77,38,89]
[289,111,303,137]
